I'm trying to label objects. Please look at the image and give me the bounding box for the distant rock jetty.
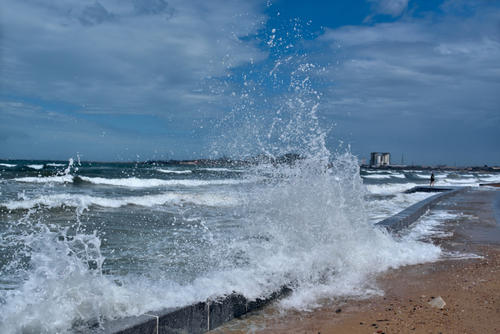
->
[361,164,500,173]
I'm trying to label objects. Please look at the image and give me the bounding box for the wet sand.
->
[211,188,500,334]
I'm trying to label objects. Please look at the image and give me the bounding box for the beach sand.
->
[211,188,500,334]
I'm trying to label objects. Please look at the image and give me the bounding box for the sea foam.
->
[14,175,250,188]
[2,192,239,211]
[14,175,74,184]
[157,169,193,174]
[26,164,44,170]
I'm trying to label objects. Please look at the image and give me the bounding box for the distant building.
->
[370,152,390,167]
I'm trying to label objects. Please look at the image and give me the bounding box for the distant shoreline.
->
[361,164,500,173]
[1,158,499,172]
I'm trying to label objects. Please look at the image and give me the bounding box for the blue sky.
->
[0,0,499,165]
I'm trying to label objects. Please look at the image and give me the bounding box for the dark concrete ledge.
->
[89,286,292,334]
[377,186,468,233]
[86,186,466,334]
[480,183,500,188]
[404,186,465,193]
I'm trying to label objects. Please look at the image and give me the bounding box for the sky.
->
[0,0,499,165]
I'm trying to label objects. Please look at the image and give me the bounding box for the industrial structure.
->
[370,152,391,167]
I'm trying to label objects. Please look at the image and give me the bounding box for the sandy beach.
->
[212,188,500,333]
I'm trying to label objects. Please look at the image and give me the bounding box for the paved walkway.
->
[431,187,500,246]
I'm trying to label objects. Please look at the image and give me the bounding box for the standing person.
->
[430,172,435,186]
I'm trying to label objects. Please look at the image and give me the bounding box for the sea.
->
[1,158,499,333]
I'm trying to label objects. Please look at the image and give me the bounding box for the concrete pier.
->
[377,186,468,232]
[403,186,465,193]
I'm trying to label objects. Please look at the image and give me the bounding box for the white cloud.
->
[0,0,266,115]
[322,21,430,45]
[0,0,270,159]
[318,4,500,163]
[367,0,409,17]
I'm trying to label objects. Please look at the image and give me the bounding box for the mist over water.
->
[0,17,492,334]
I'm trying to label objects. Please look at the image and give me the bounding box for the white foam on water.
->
[416,173,447,179]
[199,168,245,172]
[2,192,240,210]
[0,223,197,333]
[78,176,249,188]
[26,164,44,170]
[46,163,66,167]
[15,175,74,184]
[404,211,484,260]
[366,191,433,223]
[14,175,250,188]
[404,210,457,240]
[278,231,439,308]
[440,251,483,260]
[0,163,16,168]
[478,174,500,183]
[436,179,479,186]
[365,182,419,195]
[157,169,193,174]
[362,174,391,179]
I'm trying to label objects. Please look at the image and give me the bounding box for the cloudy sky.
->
[1,0,499,165]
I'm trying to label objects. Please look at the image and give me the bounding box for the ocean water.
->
[1,158,495,332]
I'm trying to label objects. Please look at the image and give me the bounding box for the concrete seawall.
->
[90,186,467,334]
[90,287,292,334]
[376,186,467,233]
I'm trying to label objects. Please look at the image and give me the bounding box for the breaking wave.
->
[157,169,193,174]
[26,164,44,170]
[14,175,251,188]
[14,175,74,184]
[198,168,245,173]
[362,174,392,179]
[1,192,239,211]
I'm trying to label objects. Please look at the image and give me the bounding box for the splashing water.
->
[206,20,441,308]
[0,20,444,334]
